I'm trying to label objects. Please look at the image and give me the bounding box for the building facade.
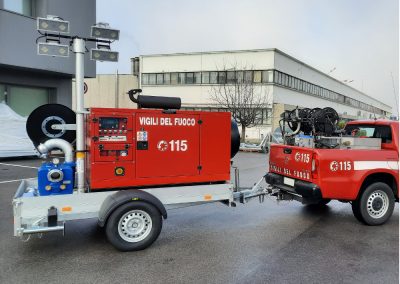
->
[134,49,391,141]
[73,74,138,110]
[0,0,96,116]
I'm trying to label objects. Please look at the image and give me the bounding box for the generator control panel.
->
[98,117,130,142]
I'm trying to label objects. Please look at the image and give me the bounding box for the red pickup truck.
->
[266,119,399,225]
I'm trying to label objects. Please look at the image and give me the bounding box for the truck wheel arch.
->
[358,172,398,200]
[98,189,168,227]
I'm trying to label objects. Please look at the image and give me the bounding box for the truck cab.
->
[266,118,399,225]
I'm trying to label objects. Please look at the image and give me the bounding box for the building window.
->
[0,84,5,103]
[218,71,226,84]
[202,72,210,84]
[253,71,262,83]
[4,0,33,17]
[156,73,164,85]
[142,74,149,85]
[210,72,218,84]
[164,73,171,85]
[171,73,178,84]
[148,74,156,85]
[266,109,272,125]
[281,74,287,86]
[236,71,244,83]
[178,73,186,84]
[274,71,279,84]
[1,84,50,116]
[262,71,268,83]
[194,72,201,84]
[298,80,303,91]
[255,108,272,125]
[186,73,194,84]
[227,71,236,84]
[244,71,253,82]
[132,57,140,76]
[306,82,310,93]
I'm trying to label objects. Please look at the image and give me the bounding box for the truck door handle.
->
[283,148,292,154]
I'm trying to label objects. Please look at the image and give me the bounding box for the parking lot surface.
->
[0,152,398,284]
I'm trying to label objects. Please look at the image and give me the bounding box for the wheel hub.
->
[367,190,389,219]
[372,198,383,211]
[118,210,152,243]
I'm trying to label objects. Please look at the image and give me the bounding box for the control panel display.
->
[98,117,129,142]
[99,117,123,130]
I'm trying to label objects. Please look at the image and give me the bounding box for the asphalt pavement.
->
[0,153,398,284]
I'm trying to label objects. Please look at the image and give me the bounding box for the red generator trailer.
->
[15,90,265,251]
[87,108,234,190]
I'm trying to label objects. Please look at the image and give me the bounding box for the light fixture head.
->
[37,16,70,34]
[90,49,119,62]
[37,42,69,57]
[91,23,120,40]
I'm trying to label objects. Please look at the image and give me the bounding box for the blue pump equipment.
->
[36,139,76,196]
[38,160,75,196]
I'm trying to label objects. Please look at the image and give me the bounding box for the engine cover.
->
[38,162,75,196]
[87,108,239,190]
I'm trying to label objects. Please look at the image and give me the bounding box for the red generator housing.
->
[86,108,234,190]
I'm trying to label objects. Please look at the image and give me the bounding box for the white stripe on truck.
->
[354,161,399,171]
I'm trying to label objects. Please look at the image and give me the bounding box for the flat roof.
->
[136,48,390,110]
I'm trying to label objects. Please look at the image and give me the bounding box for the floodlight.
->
[90,49,119,62]
[37,42,69,57]
[91,23,120,40]
[37,16,70,34]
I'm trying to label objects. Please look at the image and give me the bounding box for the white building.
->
[131,49,391,141]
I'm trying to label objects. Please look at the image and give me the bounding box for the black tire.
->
[105,202,163,251]
[351,182,395,226]
[351,199,364,223]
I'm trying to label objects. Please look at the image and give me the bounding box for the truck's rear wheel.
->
[352,182,395,226]
[105,202,162,251]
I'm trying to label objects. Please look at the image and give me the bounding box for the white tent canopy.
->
[0,102,37,158]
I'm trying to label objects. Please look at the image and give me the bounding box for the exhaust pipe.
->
[37,139,74,163]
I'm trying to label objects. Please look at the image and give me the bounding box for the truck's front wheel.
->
[352,182,395,226]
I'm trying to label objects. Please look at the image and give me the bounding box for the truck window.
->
[344,125,392,143]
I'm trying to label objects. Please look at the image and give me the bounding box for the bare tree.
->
[209,65,271,142]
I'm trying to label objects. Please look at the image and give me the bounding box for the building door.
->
[1,84,50,117]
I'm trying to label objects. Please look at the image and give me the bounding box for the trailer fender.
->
[98,189,167,227]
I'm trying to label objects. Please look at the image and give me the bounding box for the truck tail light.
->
[311,153,318,179]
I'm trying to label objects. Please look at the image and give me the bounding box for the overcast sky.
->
[97,0,399,113]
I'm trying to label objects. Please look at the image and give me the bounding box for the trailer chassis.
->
[13,170,268,250]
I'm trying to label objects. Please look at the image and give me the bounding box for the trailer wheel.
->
[352,182,395,226]
[105,201,162,251]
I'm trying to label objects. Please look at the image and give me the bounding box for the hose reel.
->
[282,107,339,136]
[26,104,76,147]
